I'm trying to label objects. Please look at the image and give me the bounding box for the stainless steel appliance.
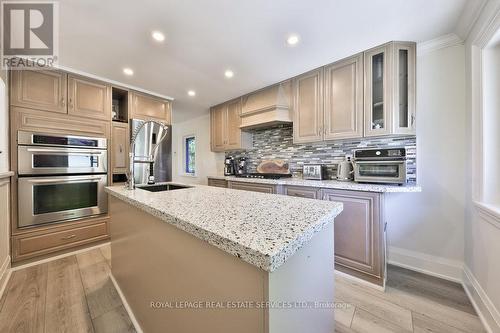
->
[235,173,293,180]
[236,157,248,175]
[303,164,326,180]
[353,148,407,184]
[336,157,354,181]
[17,131,108,228]
[130,119,172,185]
[224,156,236,176]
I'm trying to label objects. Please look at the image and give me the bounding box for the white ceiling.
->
[58,0,470,122]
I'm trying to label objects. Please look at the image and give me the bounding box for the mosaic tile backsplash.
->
[227,124,417,183]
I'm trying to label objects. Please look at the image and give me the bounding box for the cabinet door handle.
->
[411,114,415,126]
[61,234,76,241]
[119,145,123,153]
[61,98,66,107]
[69,98,73,109]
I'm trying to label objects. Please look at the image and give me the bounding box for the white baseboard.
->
[0,255,11,301]
[462,266,500,333]
[387,246,463,283]
[110,273,143,333]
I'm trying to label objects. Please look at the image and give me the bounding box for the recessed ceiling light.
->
[123,68,134,76]
[286,34,300,46]
[224,70,234,78]
[152,31,165,42]
[187,90,196,97]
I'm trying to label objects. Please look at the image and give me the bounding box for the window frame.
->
[183,135,196,177]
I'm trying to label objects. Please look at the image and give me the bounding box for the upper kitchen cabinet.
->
[292,68,324,144]
[240,81,292,129]
[210,99,252,152]
[392,42,416,135]
[324,53,364,140]
[130,92,172,124]
[10,70,67,114]
[68,75,111,120]
[364,42,416,137]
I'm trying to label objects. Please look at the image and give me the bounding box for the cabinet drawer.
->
[208,178,227,188]
[13,221,109,261]
[228,181,277,194]
[284,186,320,199]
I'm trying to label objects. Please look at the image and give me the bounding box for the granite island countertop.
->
[209,175,422,193]
[105,184,343,272]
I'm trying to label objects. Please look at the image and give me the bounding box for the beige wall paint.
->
[172,112,224,185]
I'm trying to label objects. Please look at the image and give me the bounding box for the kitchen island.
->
[106,184,343,333]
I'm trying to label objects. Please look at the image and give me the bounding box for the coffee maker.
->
[237,157,248,175]
[224,156,236,176]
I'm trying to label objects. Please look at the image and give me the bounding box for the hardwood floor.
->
[0,245,486,333]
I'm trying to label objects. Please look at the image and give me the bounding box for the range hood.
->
[240,80,292,130]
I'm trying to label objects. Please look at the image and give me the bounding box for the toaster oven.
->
[353,148,407,185]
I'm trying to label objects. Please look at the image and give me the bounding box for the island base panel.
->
[109,196,335,333]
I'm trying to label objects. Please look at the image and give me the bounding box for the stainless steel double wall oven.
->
[17,131,108,228]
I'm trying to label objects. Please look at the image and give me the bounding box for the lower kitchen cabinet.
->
[11,216,110,262]
[283,185,320,199]
[321,189,385,286]
[207,178,228,188]
[228,181,278,194]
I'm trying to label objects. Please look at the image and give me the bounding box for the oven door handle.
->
[354,160,405,164]
[23,176,105,184]
[25,148,104,155]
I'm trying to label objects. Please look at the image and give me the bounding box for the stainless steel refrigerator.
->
[130,119,172,185]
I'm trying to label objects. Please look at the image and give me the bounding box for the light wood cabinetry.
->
[68,75,111,120]
[322,189,385,285]
[364,42,416,137]
[284,185,320,199]
[207,178,228,188]
[111,122,129,174]
[228,181,278,194]
[292,69,324,144]
[10,70,67,113]
[324,54,364,140]
[210,100,252,152]
[12,217,109,262]
[130,92,172,123]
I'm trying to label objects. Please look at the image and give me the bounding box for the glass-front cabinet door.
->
[364,44,392,137]
[364,42,416,137]
[393,42,416,135]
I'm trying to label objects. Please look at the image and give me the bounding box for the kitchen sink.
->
[137,184,192,192]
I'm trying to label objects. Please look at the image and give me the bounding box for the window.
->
[184,136,196,175]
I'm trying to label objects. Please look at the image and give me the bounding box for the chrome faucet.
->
[127,120,169,190]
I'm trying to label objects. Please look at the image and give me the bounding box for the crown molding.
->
[455,0,488,41]
[417,33,463,56]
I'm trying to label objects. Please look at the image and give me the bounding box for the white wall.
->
[386,43,467,280]
[171,112,224,185]
[463,1,500,330]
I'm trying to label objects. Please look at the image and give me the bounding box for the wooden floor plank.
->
[78,256,123,319]
[351,308,410,333]
[76,249,107,270]
[412,311,472,333]
[92,305,136,333]
[387,265,476,315]
[335,321,357,333]
[45,256,94,333]
[0,263,48,333]
[336,280,413,331]
[100,245,111,267]
[336,275,485,333]
[335,298,355,328]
